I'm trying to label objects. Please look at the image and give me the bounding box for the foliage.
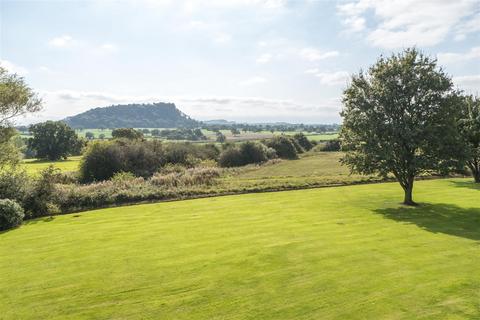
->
[340,48,464,205]
[265,136,298,159]
[23,166,60,218]
[319,139,341,152]
[63,102,199,129]
[0,170,29,203]
[0,66,42,167]
[111,128,144,140]
[458,95,480,183]
[157,128,206,140]
[28,121,83,160]
[0,199,24,231]
[293,133,313,151]
[218,141,272,167]
[0,66,42,126]
[0,127,21,168]
[216,131,226,143]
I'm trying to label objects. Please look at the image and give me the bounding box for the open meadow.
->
[1,178,479,319]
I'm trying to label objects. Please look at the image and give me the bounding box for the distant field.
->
[21,156,82,175]
[1,178,478,319]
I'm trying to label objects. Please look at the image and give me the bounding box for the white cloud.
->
[453,75,480,93]
[310,71,350,86]
[0,60,28,75]
[48,35,75,48]
[337,0,479,48]
[300,48,339,61]
[256,53,273,64]
[99,43,119,53]
[239,76,267,86]
[437,46,480,64]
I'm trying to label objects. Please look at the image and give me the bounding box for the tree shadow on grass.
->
[374,203,480,241]
[450,180,480,191]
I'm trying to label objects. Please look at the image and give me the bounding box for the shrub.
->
[112,128,144,140]
[23,166,60,218]
[266,136,298,159]
[320,139,341,152]
[238,141,269,164]
[293,133,313,151]
[0,170,29,203]
[0,199,24,231]
[79,140,165,182]
[218,148,245,167]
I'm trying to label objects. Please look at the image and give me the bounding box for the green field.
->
[1,178,478,319]
[21,156,82,175]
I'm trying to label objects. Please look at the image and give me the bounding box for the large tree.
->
[458,95,480,183]
[340,48,464,205]
[28,121,83,160]
[0,66,42,167]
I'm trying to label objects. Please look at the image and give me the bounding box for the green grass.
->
[1,178,479,319]
[21,156,82,175]
[223,152,380,190]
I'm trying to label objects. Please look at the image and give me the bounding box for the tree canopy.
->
[0,65,42,167]
[340,48,464,205]
[458,95,480,183]
[28,121,84,160]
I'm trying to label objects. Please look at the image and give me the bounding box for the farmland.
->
[1,178,478,319]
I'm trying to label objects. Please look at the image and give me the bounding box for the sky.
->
[1,0,479,124]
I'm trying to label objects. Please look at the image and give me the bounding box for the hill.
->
[1,178,478,319]
[63,102,199,128]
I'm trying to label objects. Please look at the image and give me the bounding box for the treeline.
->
[201,123,340,134]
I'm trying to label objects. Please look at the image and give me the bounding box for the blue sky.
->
[1,0,479,124]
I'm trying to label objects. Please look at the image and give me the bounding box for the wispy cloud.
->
[48,35,76,48]
[0,60,28,75]
[300,48,339,61]
[305,69,350,86]
[337,0,479,48]
[438,46,480,64]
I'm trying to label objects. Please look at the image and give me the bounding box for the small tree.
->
[112,128,143,140]
[28,121,82,160]
[0,66,42,168]
[216,132,226,143]
[458,95,480,182]
[85,131,95,140]
[341,48,464,205]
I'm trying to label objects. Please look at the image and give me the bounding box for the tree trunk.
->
[473,170,480,183]
[402,177,417,206]
[467,161,480,183]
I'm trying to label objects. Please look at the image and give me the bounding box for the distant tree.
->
[340,48,464,205]
[293,133,313,151]
[230,128,240,136]
[216,132,226,143]
[142,129,150,134]
[28,121,82,160]
[266,136,298,159]
[0,66,42,168]
[99,133,105,140]
[112,128,144,140]
[151,129,160,136]
[85,131,95,140]
[458,95,480,182]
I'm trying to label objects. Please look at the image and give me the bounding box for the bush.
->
[266,136,298,159]
[0,170,29,203]
[0,199,24,230]
[218,148,245,167]
[319,139,341,152]
[239,141,269,164]
[218,141,271,167]
[293,133,313,151]
[23,166,60,218]
[112,128,144,140]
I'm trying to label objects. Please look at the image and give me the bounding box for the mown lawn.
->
[1,178,479,319]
